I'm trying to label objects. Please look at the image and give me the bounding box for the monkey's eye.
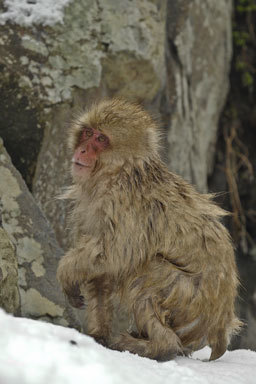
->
[85,128,93,137]
[98,134,107,142]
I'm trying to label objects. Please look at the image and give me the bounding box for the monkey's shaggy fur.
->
[57,98,241,361]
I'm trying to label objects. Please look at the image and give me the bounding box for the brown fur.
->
[57,98,241,361]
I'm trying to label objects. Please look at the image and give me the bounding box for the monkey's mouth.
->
[72,160,91,168]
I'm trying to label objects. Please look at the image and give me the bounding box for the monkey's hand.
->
[64,282,87,309]
[57,238,105,299]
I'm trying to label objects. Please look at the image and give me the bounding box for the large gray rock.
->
[165,0,233,192]
[0,0,166,249]
[0,138,79,327]
[0,0,233,247]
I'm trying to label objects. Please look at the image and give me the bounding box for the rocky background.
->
[0,0,255,350]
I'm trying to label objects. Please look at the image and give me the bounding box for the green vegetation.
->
[233,0,256,90]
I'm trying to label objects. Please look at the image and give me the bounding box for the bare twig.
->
[224,120,254,253]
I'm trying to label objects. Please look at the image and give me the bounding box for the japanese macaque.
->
[57,98,241,361]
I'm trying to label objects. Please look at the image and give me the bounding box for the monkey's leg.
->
[81,277,113,347]
[112,298,183,361]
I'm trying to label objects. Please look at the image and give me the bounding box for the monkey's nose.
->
[81,149,86,154]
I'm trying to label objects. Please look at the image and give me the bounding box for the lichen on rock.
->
[0,227,20,314]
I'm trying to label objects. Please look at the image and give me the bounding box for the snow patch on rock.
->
[0,0,72,26]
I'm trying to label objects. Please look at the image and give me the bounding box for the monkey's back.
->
[70,156,241,359]
[101,158,241,358]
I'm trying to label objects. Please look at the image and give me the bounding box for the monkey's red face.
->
[72,127,110,177]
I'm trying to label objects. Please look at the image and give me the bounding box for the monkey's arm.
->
[57,235,105,298]
[57,236,114,345]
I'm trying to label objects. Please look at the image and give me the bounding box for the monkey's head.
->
[69,98,160,181]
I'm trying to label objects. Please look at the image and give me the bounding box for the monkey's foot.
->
[92,335,110,348]
[111,332,181,361]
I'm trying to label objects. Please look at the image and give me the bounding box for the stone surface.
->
[0,0,232,246]
[165,0,233,192]
[0,138,80,328]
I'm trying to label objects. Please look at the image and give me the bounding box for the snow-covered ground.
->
[0,309,255,384]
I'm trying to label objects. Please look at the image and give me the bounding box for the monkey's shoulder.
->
[110,161,223,214]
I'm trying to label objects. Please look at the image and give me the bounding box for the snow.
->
[0,309,255,384]
[0,0,72,26]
